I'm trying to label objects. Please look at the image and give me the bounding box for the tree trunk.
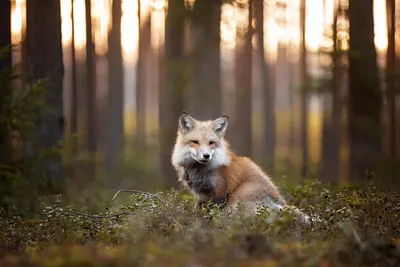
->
[188,0,221,120]
[85,0,96,153]
[26,0,64,186]
[348,0,381,182]
[159,0,186,189]
[233,0,253,157]
[0,0,11,163]
[321,3,340,185]
[136,1,151,146]
[300,0,308,178]
[70,0,78,151]
[255,0,275,174]
[0,0,11,71]
[385,0,396,159]
[107,0,124,174]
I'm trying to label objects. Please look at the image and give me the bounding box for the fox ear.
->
[178,111,195,134]
[213,115,229,137]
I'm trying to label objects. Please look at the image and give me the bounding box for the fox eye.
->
[191,140,199,144]
[209,141,215,145]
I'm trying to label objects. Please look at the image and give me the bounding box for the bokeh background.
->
[4,0,400,202]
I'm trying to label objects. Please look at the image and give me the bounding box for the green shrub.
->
[0,45,53,215]
[0,181,399,266]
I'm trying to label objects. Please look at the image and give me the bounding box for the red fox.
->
[171,112,310,225]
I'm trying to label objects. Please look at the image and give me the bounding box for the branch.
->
[112,189,165,204]
[66,189,165,219]
[68,210,135,219]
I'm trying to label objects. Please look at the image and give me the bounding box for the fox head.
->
[171,112,231,168]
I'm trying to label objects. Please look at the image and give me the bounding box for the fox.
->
[171,112,311,225]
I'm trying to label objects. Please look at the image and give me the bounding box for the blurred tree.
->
[255,0,275,174]
[300,0,308,178]
[26,0,64,186]
[85,0,96,154]
[348,0,381,182]
[384,0,396,159]
[70,0,78,151]
[321,3,341,185]
[0,0,11,165]
[232,0,253,157]
[0,0,11,73]
[188,0,221,119]
[107,0,124,174]
[159,0,186,188]
[136,1,152,146]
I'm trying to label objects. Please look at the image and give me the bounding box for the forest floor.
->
[0,179,399,267]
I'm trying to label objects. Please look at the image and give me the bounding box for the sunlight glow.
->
[121,0,139,63]
[284,0,301,61]
[152,0,167,10]
[11,0,25,45]
[91,0,112,55]
[305,0,324,51]
[336,0,349,51]
[234,0,250,47]
[150,0,166,50]
[17,0,390,61]
[221,3,236,51]
[321,0,335,51]
[286,0,301,47]
[264,0,278,62]
[374,0,387,52]
[140,0,152,22]
[61,0,72,47]
[73,0,86,50]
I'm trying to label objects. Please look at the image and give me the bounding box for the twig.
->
[67,189,165,220]
[112,189,165,204]
[352,229,362,247]
[68,210,135,219]
[172,217,184,233]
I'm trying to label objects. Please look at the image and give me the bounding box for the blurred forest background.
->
[1,0,400,211]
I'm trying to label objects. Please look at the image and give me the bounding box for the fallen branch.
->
[112,189,165,204]
[67,189,165,219]
[68,210,135,219]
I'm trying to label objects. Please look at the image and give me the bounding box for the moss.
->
[0,181,399,266]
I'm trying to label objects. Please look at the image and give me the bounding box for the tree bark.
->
[107,0,124,174]
[0,0,11,163]
[0,0,11,72]
[233,0,253,157]
[348,0,381,182]
[26,0,64,186]
[159,0,186,188]
[70,0,78,151]
[385,0,396,159]
[321,3,340,185]
[85,0,96,153]
[300,0,308,178]
[188,0,221,120]
[136,1,151,146]
[255,0,275,174]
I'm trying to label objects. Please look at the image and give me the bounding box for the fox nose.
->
[203,153,210,159]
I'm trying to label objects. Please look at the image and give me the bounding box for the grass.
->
[0,179,399,267]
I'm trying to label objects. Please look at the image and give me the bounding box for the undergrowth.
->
[0,180,399,267]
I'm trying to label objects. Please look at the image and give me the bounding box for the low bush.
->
[0,180,399,267]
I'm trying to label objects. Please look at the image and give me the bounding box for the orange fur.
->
[171,112,310,225]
